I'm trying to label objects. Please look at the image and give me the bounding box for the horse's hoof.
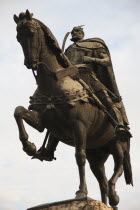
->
[23,141,37,156]
[109,193,119,206]
[112,207,118,210]
[75,190,87,199]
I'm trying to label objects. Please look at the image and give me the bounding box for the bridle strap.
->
[31,22,54,82]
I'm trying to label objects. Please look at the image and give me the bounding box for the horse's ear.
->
[13,14,19,24]
[26,9,33,20]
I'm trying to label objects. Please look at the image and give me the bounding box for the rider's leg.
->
[95,89,131,137]
[90,73,129,127]
[116,101,129,127]
[90,76,125,127]
[29,105,59,160]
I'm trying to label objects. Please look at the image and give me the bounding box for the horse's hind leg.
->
[14,106,44,156]
[86,149,109,205]
[73,120,87,199]
[108,141,124,208]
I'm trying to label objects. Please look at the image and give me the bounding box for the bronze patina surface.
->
[14,10,133,210]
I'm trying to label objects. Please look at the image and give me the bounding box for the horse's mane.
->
[33,18,69,68]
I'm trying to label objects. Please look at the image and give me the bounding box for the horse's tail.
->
[123,138,133,186]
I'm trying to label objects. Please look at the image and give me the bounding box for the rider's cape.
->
[65,38,129,125]
[75,38,121,98]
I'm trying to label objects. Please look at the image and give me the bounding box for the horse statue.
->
[13,10,133,209]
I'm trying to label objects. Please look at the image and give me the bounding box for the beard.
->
[71,35,83,42]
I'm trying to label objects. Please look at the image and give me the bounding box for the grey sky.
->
[0,0,140,209]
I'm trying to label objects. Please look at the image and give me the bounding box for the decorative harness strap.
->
[29,89,89,109]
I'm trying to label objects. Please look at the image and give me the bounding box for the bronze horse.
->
[13,10,133,209]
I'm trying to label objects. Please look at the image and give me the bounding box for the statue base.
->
[27,197,113,210]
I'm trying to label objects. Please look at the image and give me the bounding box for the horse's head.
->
[14,10,43,70]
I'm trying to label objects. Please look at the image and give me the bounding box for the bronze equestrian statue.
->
[13,10,133,210]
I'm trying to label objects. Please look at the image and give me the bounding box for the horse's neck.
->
[40,42,62,71]
[36,44,61,94]
[36,37,83,96]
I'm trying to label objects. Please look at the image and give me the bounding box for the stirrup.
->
[32,147,56,162]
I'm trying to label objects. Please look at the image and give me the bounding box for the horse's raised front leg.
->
[14,106,45,156]
[86,149,109,205]
[73,120,88,199]
[108,141,124,208]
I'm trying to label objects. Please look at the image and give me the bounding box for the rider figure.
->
[37,26,131,161]
[65,26,129,129]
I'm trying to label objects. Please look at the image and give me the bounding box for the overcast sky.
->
[0,0,140,210]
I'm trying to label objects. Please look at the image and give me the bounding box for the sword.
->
[62,32,70,52]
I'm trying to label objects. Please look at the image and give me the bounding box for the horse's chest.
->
[42,106,75,145]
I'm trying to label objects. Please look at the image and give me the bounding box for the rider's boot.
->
[33,133,59,161]
[43,133,59,161]
[110,107,132,138]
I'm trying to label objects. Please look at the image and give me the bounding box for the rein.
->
[31,24,55,81]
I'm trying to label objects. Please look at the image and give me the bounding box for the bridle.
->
[30,21,55,82]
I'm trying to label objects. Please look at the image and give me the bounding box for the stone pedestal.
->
[27,197,113,210]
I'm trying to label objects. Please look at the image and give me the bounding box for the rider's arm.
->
[83,48,110,67]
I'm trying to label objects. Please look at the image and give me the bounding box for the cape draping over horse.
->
[13,10,133,209]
